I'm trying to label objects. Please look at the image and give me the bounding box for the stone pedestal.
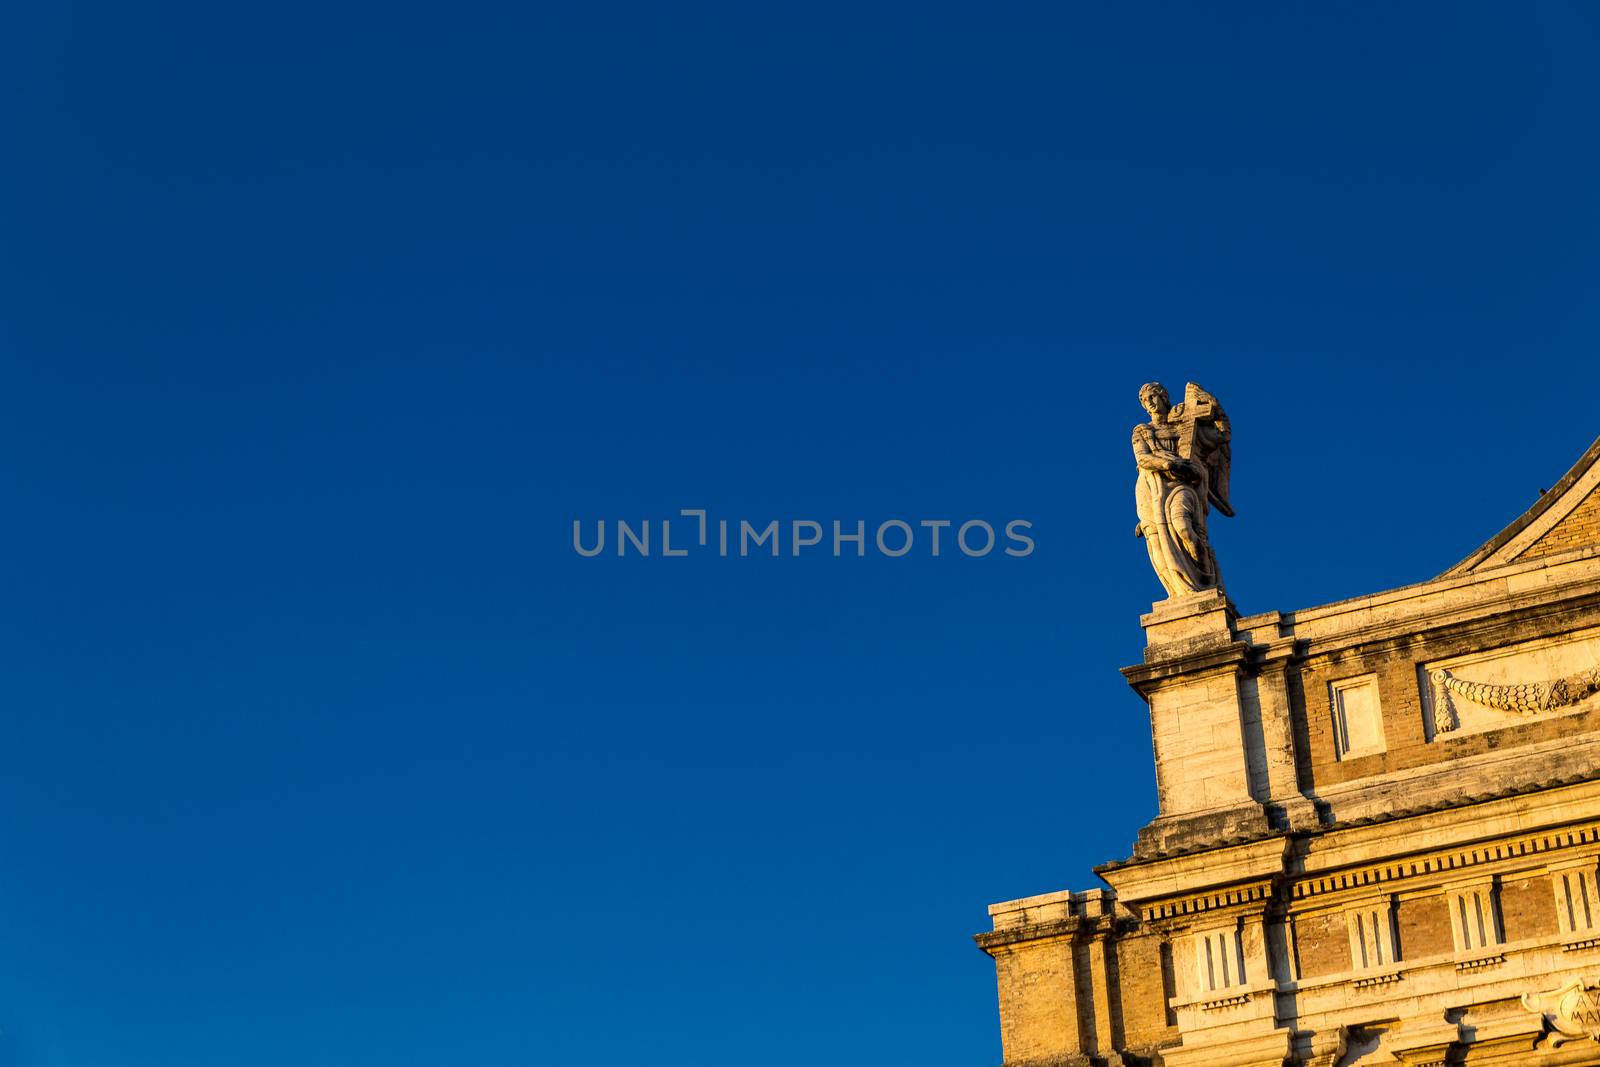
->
[1126,591,1274,857]
[1139,588,1238,655]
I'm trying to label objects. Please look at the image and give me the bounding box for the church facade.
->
[976,413,1600,1066]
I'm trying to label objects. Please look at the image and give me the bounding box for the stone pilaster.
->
[975,891,1122,1067]
[1124,590,1275,857]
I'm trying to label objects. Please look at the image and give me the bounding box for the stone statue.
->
[1132,381,1235,598]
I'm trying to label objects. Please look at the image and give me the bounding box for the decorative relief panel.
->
[1523,979,1600,1046]
[1448,881,1503,956]
[1344,898,1397,971]
[1419,625,1600,739]
[1552,860,1600,946]
[1192,923,1248,996]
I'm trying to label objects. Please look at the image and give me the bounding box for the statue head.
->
[1138,382,1170,419]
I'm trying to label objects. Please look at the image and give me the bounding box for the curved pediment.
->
[1443,433,1600,576]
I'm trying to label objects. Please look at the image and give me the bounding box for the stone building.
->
[977,431,1600,1065]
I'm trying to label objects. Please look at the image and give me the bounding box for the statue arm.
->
[1133,426,1186,473]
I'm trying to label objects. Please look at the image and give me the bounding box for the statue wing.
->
[1209,432,1234,517]
[1185,384,1235,518]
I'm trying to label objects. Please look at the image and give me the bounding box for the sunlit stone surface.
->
[977,430,1600,1066]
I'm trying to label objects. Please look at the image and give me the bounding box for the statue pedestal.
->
[1126,590,1271,858]
[1123,589,1319,858]
[1140,588,1237,652]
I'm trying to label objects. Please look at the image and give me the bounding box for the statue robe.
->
[1132,416,1221,598]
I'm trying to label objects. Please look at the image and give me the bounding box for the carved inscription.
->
[1524,979,1600,1045]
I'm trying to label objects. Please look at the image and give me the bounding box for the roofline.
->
[1441,433,1600,578]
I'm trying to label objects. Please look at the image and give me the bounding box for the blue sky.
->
[3,3,1599,1065]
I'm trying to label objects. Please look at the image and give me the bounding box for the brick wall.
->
[1298,652,1434,788]
[1293,909,1349,979]
[993,938,1082,1063]
[1501,873,1559,940]
[1295,609,1600,793]
[1395,895,1453,960]
[1114,930,1178,1051]
[1518,484,1600,563]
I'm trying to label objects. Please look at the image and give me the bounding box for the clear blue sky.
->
[3,4,1599,1065]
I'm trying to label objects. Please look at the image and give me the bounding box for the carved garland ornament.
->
[1430,664,1600,733]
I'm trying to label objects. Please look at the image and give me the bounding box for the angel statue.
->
[1132,381,1235,599]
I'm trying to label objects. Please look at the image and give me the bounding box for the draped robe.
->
[1132,414,1221,597]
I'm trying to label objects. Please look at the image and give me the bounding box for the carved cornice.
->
[1290,823,1600,904]
[1351,970,1403,989]
[1099,818,1600,928]
[1136,879,1274,923]
[973,913,1133,953]
[1454,952,1505,972]
[1195,990,1252,1011]
[1295,582,1600,669]
[1122,640,1252,692]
